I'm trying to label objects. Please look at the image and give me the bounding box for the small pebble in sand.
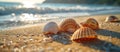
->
[67,48,72,52]
[0,44,6,48]
[13,48,21,52]
[29,38,33,41]
[42,37,53,43]
[16,35,20,37]
[10,41,13,43]
[20,45,26,50]
[60,48,65,52]
[6,41,13,46]
[31,34,35,36]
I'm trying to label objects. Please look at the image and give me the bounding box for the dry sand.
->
[0,14,120,52]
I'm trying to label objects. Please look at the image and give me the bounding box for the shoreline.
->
[1,13,120,31]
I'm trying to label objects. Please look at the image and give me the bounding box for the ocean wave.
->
[0,5,120,15]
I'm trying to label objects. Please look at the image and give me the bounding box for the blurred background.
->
[0,0,120,30]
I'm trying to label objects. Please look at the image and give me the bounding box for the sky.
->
[0,0,46,3]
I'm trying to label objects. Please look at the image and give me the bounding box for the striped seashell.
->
[71,27,97,43]
[105,16,119,22]
[59,18,80,33]
[80,18,99,30]
[42,22,59,36]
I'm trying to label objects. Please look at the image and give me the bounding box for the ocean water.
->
[0,2,120,30]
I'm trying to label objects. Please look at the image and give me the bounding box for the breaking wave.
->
[0,5,120,15]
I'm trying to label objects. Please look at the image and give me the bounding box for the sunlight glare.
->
[21,0,45,8]
[22,1,36,8]
[20,13,40,22]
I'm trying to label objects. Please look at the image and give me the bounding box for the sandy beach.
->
[0,14,120,52]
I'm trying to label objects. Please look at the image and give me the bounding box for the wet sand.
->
[0,14,120,52]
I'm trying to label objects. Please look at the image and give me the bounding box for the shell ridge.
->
[59,18,80,33]
[80,18,99,30]
[71,27,98,42]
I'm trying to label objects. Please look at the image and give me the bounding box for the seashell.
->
[59,18,80,33]
[80,18,99,30]
[42,22,59,35]
[71,27,97,43]
[105,15,119,22]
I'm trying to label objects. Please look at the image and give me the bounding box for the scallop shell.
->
[59,18,80,33]
[42,22,59,35]
[80,18,99,30]
[71,27,97,43]
[105,16,119,22]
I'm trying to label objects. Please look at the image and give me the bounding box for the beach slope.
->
[0,14,120,52]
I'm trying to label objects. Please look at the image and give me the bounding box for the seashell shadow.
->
[106,21,120,23]
[96,29,120,39]
[79,38,120,51]
[51,33,72,45]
